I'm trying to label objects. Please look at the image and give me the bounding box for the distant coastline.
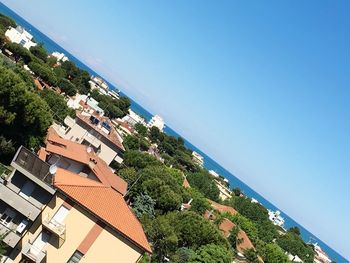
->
[0,2,347,262]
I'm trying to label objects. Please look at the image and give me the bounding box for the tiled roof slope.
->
[208,200,238,215]
[76,112,125,151]
[54,169,152,253]
[45,128,127,195]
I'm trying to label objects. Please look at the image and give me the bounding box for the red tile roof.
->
[45,128,127,195]
[183,177,190,188]
[208,200,238,215]
[218,218,256,254]
[76,112,125,151]
[54,169,151,253]
[113,119,134,133]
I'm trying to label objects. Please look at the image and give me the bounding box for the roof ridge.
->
[56,183,109,188]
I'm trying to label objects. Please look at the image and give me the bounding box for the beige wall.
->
[81,226,142,263]
[11,193,144,263]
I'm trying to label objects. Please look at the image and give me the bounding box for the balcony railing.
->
[0,222,21,248]
[42,215,65,237]
[22,241,47,262]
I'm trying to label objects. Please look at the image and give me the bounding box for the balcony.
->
[21,241,47,263]
[0,223,21,248]
[42,215,65,247]
[0,183,40,221]
[11,146,55,195]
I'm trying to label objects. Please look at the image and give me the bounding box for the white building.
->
[313,243,332,263]
[89,76,109,95]
[5,26,37,50]
[51,51,69,62]
[214,179,232,201]
[209,170,220,178]
[268,210,285,228]
[122,109,147,127]
[67,94,104,116]
[192,151,204,167]
[147,115,165,131]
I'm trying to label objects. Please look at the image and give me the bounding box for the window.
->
[0,208,16,227]
[67,251,83,263]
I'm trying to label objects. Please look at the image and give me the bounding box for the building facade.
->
[5,26,37,50]
[0,146,55,261]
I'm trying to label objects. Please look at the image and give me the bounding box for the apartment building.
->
[7,169,151,263]
[0,146,55,259]
[53,111,124,165]
[2,131,151,262]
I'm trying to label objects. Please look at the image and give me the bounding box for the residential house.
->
[52,111,124,165]
[214,179,232,201]
[38,128,127,195]
[122,110,147,127]
[191,151,204,168]
[5,26,37,50]
[7,169,151,263]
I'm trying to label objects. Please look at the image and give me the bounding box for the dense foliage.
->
[0,64,52,162]
[186,170,220,202]
[90,89,130,118]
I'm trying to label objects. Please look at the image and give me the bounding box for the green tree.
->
[232,187,242,197]
[174,211,227,249]
[0,28,6,47]
[288,226,301,236]
[132,193,156,219]
[228,226,242,250]
[277,231,314,263]
[58,78,77,96]
[171,248,196,263]
[29,44,48,62]
[224,213,259,243]
[39,89,72,122]
[143,214,178,263]
[135,122,148,137]
[257,242,289,263]
[186,171,220,201]
[187,188,210,215]
[118,167,138,185]
[123,150,161,170]
[28,61,58,86]
[123,135,141,151]
[0,136,15,164]
[243,248,259,263]
[0,65,53,150]
[5,43,32,63]
[188,244,232,263]
[0,14,16,30]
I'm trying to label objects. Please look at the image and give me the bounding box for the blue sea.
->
[0,3,347,262]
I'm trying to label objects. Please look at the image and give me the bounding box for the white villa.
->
[5,26,37,50]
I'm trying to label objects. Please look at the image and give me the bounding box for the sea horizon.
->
[0,2,347,262]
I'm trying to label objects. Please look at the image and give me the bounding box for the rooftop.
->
[219,218,256,254]
[76,111,125,151]
[44,128,127,195]
[54,169,151,253]
[208,200,238,215]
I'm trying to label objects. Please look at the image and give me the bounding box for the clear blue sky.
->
[3,0,349,258]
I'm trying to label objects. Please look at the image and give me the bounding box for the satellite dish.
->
[49,164,57,175]
[86,146,92,153]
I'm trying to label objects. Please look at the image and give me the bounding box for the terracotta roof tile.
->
[45,128,127,195]
[54,169,151,253]
[218,218,255,254]
[208,200,238,215]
